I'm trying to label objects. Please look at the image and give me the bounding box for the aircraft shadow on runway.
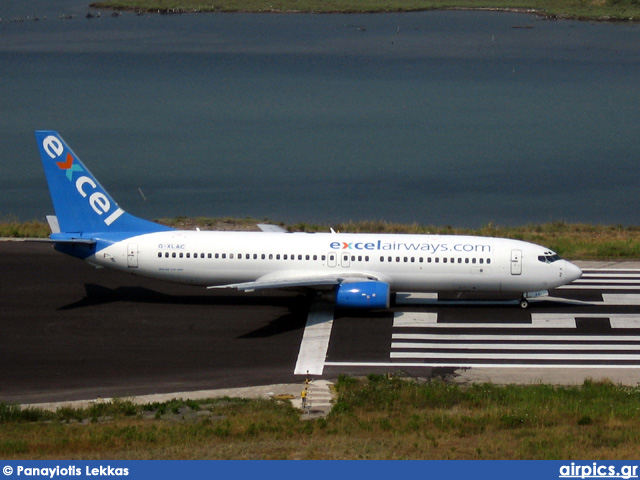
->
[59,283,307,310]
[58,284,311,338]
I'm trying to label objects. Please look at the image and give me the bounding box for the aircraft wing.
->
[208,271,382,292]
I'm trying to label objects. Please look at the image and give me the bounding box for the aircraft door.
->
[510,249,522,275]
[341,252,351,268]
[327,252,337,268]
[127,243,138,268]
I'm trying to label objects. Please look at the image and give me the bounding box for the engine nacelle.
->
[335,281,390,309]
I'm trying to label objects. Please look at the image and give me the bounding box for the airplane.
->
[35,130,582,310]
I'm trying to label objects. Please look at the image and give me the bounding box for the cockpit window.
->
[538,251,561,264]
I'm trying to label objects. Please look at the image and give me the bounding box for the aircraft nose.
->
[564,260,583,283]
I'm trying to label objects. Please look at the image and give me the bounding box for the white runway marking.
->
[393,333,640,342]
[294,301,334,376]
[392,342,640,351]
[324,361,640,369]
[389,311,640,368]
[391,352,640,361]
[393,312,580,329]
[602,294,640,305]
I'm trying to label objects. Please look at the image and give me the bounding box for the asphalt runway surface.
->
[3,242,640,404]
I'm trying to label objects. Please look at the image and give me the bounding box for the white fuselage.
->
[90,231,581,295]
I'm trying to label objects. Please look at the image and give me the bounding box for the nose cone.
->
[564,260,583,283]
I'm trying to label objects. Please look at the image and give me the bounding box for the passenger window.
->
[208,253,212,259]
[276,254,280,260]
[487,258,491,264]
[172,252,176,258]
[165,252,169,258]
[443,258,447,263]
[269,254,273,260]
[179,253,184,258]
[157,252,162,258]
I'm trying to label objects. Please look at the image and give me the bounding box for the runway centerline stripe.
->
[294,301,334,376]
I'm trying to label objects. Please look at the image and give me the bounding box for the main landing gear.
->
[519,297,529,309]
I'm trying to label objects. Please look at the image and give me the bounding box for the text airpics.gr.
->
[559,463,638,479]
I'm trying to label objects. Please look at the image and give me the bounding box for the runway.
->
[2,241,639,404]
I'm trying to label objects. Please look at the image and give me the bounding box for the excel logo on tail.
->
[42,135,124,226]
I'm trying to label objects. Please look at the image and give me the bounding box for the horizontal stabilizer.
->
[46,215,60,234]
[257,224,288,233]
[26,235,97,245]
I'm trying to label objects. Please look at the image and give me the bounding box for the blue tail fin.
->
[35,130,172,235]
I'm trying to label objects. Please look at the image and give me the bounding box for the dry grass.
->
[2,378,640,459]
[90,0,640,20]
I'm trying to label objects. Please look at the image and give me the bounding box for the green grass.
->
[4,218,640,260]
[89,0,640,21]
[2,377,640,459]
[0,218,50,238]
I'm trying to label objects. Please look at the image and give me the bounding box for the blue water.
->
[2,1,640,227]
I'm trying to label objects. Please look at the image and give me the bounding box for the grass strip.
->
[2,377,640,459]
[89,0,640,21]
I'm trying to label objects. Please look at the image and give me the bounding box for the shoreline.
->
[88,2,640,22]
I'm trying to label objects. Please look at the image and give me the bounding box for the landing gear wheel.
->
[519,298,529,309]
